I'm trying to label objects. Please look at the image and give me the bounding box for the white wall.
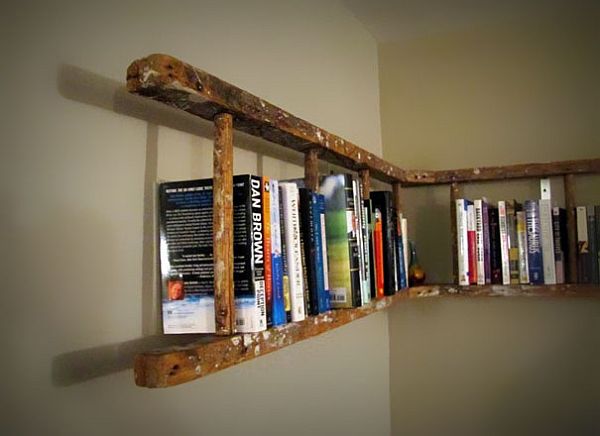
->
[2,1,390,434]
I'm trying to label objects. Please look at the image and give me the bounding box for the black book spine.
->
[596,206,600,285]
[371,191,397,296]
[299,188,319,315]
[489,207,502,284]
[249,176,266,331]
[588,210,599,285]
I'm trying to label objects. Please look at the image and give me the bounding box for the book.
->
[488,206,502,284]
[359,187,372,303]
[373,209,385,298]
[576,206,590,284]
[539,180,556,284]
[158,176,267,334]
[456,199,470,285]
[298,188,318,315]
[263,177,273,327]
[474,199,486,285]
[371,191,398,295]
[516,210,530,284]
[467,203,477,285]
[596,206,600,285]
[506,200,520,284]
[482,199,492,284]
[317,194,331,311]
[525,200,544,284]
[280,182,306,321]
[269,180,286,326]
[320,174,361,308]
[401,216,409,287]
[588,207,599,285]
[396,213,408,289]
[352,178,369,305]
[552,207,566,284]
[497,201,511,285]
[278,185,292,322]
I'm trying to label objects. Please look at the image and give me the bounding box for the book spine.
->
[456,199,469,285]
[539,199,556,284]
[507,201,520,284]
[278,186,292,322]
[365,199,377,299]
[587,208,599,285]
[482,200,491,284]
[474,199,486,285]
[240,176,266,332]
[467,204,477,284]
[596,206,600,285]
[576,206,590,284]
[498,201,511,285]
[352,178,367,305]
[280,183,306,321]
[360,193,372,302]
[373,209,385,298]
[525,200,544,284]
[262,177,273,327]
[299,188,317,315]
[488,207,502,284]
[371,192,397,295]
[516,211,530,284]
[397,215,407,289]
[317,194,331,311]
[401,216,409,287]
[552,207,565,284]
[269,180,286,326]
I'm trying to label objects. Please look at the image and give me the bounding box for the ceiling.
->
[343,0,598,43]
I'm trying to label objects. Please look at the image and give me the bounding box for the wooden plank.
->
[392,183,402,214]
[450,183,460,284]
[126,53,405,183]
[403,158,600,186]
[564,174,578,283]
[359,169,370,198]
[304,148,320,191]
[134,283,599,388]
[213,113,235,335]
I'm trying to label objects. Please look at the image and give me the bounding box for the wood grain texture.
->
[126,53,405,182]
[359,169,371,198]
[403,158,600,186]
[304,148,320,191]
[213,113,235,335]
[450,183,460,284]
[134,283,599,388]
[564,174,578,283]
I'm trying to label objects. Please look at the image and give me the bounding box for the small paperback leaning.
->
[455,178,600,286]
[158,173,411,334]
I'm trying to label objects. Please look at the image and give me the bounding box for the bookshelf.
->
[127,54,600,388]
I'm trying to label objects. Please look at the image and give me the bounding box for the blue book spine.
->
[317,194,331,311]
[525,200,544,284]
[396,229,407,289]
[312,193,327,313]
[270,180,286,326]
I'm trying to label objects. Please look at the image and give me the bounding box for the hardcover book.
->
[525,200,544,284]
[320,174,361,308]
[371,191,399,295]
[158,176,267,334]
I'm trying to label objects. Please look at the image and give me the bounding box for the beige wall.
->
[2,1,390,434]
[379,6,600,435]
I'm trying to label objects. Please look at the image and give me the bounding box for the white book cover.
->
[352,178,368,305]
[280,183,306,322]
[516,211,530,284]
[401,216,409,283]
[456,199,469,285]
[474,199,486,285]
[498,201,511,285]
[467,204,476,283]
[539,179,556,284]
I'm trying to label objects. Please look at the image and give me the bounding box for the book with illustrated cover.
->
[525,200,544,284]
[280,182,306,321]
[269,179,286,326]
[320,174,361,308]
[371,191,398,295]
[158,175,266,334]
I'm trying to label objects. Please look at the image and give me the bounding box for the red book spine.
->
[374,212,385,298]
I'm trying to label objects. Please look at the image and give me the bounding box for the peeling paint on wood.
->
[126,53,405,183]
[134,284,598,388]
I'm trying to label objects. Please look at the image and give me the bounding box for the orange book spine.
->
[262,177,273,327]
[374,211,385,299]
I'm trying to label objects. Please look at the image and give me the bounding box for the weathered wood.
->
[564,174,578,283]
[450,183,460,284]
[126,54,405,183]
[359,169,371,198]
[213,113,235,335]
[403,158,600,186]
[134,283,600,388]
[304,148,320,191]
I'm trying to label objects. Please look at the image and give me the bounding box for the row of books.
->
[455,179,600,286]
[158,173,410,334]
